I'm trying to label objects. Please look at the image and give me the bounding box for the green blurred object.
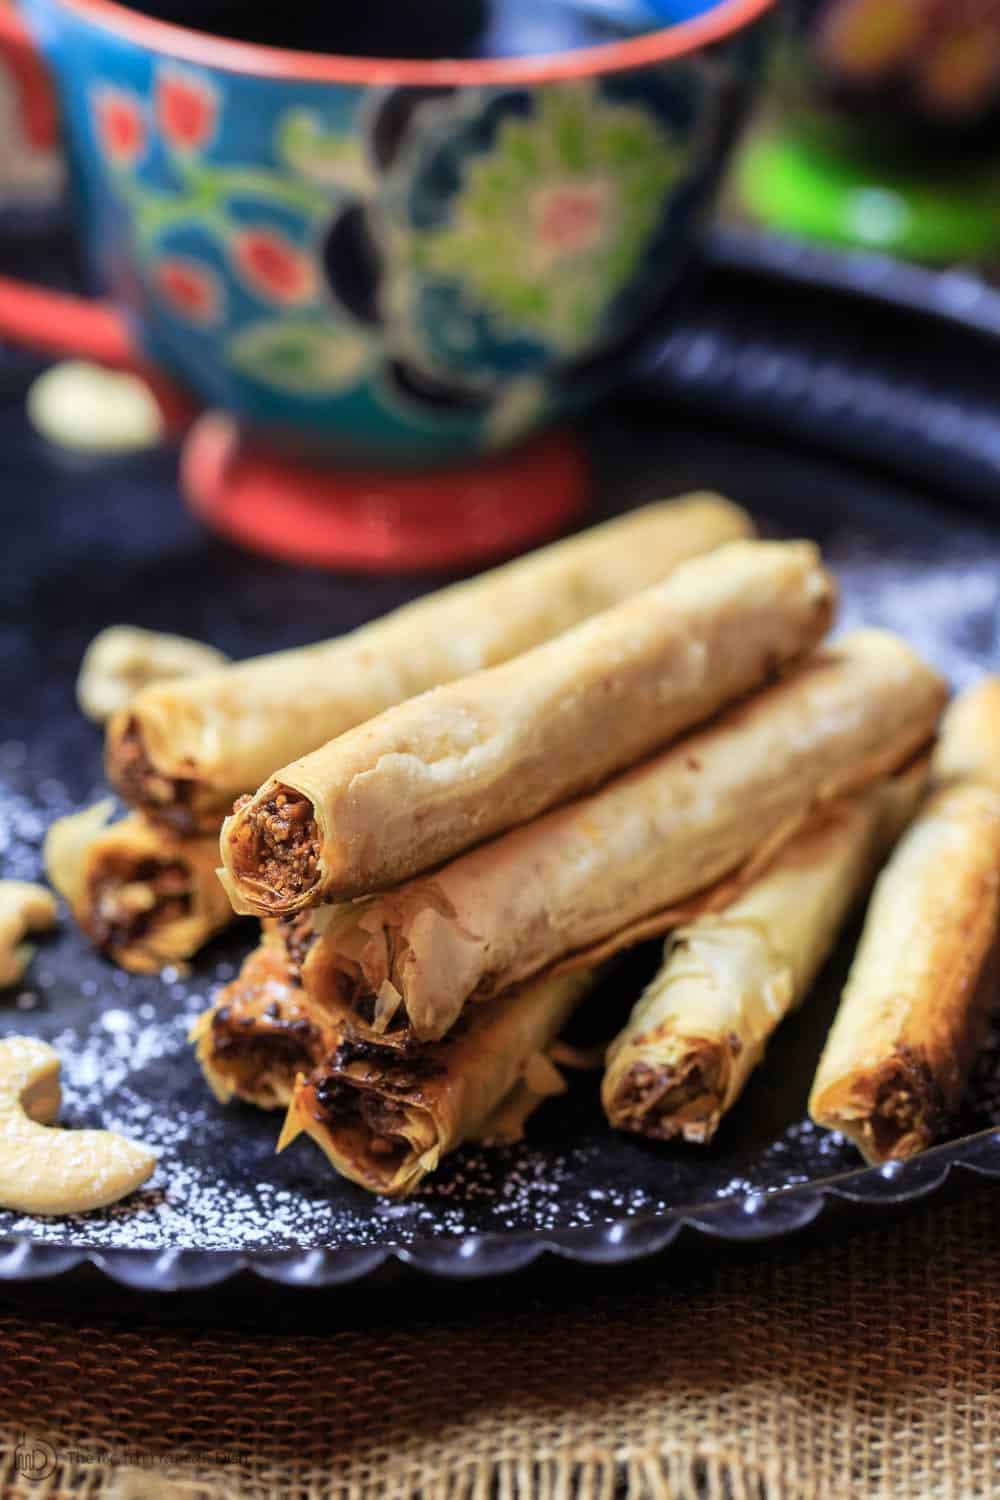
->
[737,129,1000,263]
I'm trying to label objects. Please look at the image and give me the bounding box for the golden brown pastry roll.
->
[602,764,927,1144]
[106,495,751,833]
[930,675,1000,788]
[44,802,233,974]
[809,681,1000,1163]
[190,942,339,1111]
[297,630,945,1050]
[221,539,836,915]
[278,968,597,1197]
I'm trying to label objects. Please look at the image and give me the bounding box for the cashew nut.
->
[0,1037,156,1216]
[26,360,165,454]
[76,625,229,723]
[0,882,57,989]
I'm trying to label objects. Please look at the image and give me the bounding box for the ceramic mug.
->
[0,0,772,470]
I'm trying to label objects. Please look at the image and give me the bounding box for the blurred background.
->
[2,0,1000,551]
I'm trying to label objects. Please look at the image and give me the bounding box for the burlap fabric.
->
[2,1188,1000,1500]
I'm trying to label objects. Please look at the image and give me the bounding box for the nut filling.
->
[234,788,321,904]
[211,1002,322,1092]
[309,1074,411,1164]
[111,718,198,833]
[865,1056,941,1159]
[615,1056,724,1143]
[87,857,193,958]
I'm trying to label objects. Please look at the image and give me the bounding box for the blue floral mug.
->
[0,0,772,563]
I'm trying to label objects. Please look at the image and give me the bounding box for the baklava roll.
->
[191,942,339,1111]
[602,764,927,1143]
[930,675,1000,788]
[278,969,597,1197]
[809,682,1000,1163]
[298,631,945,1050]
[107,495,751,833]
[44,802,233,974]
[221,540,836,914]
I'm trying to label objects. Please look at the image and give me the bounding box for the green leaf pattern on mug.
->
[227,318,372,393]
[278,109,373,191]
[123,156,330,256]
[411,83,683,352]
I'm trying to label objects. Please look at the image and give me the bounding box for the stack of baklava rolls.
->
[47,495,749,974]
[199,504,955,1196]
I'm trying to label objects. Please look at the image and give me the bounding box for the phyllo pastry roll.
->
[602,763,927,1143]
[928,676,1000,789]
[221,540,836,915]
[191,942,338,1111]
[44,802,233,974]
[106,494,751,833]
[809,681,1000,1163]
[297,630,945,1050]
[278,969,598,1197]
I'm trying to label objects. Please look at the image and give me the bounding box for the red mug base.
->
[180,412,589,572]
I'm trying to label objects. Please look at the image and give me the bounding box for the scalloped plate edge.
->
[1,1126,998,1292]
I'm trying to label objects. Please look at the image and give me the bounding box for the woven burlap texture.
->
[2,1189,1000,1500]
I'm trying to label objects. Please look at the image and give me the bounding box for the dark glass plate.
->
[1,359,1000,1294]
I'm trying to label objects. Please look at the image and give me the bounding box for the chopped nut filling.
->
[615,1057,722,1143]
[206,945,326,1101]
[111,718,198,833]
[310,1074,410,1165]
[235,787,321,902]
[87,857,192,958]
[866,1060,938,1159]
[331,1033,445,1079]
[211,1002,322,1090]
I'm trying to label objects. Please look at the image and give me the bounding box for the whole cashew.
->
[0,881,57,989]
[27,360,165,455]
[0,1038,156,1216]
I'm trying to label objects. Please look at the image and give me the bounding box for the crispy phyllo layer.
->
[76,625,227,726]
[112,718,201,835]
[810,678,1000,1163]
[602,764,927,1143]
[279,969,597,1197]
[809,780,1000,1162]
[107,495,753,829]
[296,630,945,1050]
[221,540,836,914]
[191,944,338,1111]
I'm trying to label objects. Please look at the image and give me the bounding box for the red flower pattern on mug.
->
[536,183,608,257]
[93,86,146,167]
[153,256,223,326]
[156,68,218,153]
[231,228,317,306]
